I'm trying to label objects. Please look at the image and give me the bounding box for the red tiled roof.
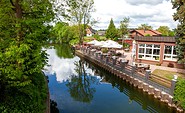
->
[131,30,162,36]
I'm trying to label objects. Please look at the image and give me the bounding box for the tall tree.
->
[138,24,153,30]
[172,0,185,64]
[0,0,55,112]
[0,0,54,88]
[156,26,170,36]
[119,17,130,40]
[64,0,95,44]
[106,18,117,39]
[172,0,185,110]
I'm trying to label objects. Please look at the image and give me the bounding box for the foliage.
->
[174,80,185,109]
[54,44,74,59]
[172,0,185,64]
[50,100,59,113]
[106,18,118,39]
[93,33,100,41]
[66,60,96,103]
[156,26,173,36]
[64,0,95,44]
[0,72,48,113]
[169,30,175,36]
[52,22,79,44]
[119,17,130,39]
[0,0,54,112]
[138,24,153,30]
[145,34,151,36]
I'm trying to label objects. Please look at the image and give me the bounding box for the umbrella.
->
[87,40,99,45]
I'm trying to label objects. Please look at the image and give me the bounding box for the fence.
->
[79,47,177,96]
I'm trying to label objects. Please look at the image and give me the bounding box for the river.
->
[44,45,176,113]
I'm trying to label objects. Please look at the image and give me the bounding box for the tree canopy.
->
[138,24,153,30]
[119,17,130,39]
[156,26,170,36]
[172,0,185,64]
[52,22,79,44]
[0,0,54,88]
[172,0,185,110]
[0,0,55,112]
[106,18,118,39]
[156,26,175,36]
[64,0,95,44]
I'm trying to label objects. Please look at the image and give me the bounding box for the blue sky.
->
[92,0,178,30]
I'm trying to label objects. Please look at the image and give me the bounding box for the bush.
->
[174,80,185,109]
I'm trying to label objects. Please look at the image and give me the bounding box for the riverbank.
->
[75,49,184,112]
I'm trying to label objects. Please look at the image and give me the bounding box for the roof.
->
[87,27,96,34]
[130,30,162,36]
[134,36,175,42]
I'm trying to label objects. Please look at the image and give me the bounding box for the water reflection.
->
[66,60,96,103]
[44,48,79,82]
[45,47,176,113]
[54,44,74,59]
[87,61,176,113]
[50,99,59,113]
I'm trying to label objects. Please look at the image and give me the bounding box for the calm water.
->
[44,45,176,113]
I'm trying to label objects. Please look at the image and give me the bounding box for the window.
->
[138,44,160,61]
[164,45,177,61]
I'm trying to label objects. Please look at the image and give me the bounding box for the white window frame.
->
[138,44,160,61]
[163,45,177,61]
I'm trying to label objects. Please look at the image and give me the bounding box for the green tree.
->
[0,0,54,92]
[119,17,130,44]
[54,44,74,59]
[64,0,95,44]
[106,18,118,39]
[138,24,153,30]
[172,0,185,110]
[172,0,185,64]
[53,22,79,44]
[169,30,175,36]
[0,0,55,112]
[156,26,170,36]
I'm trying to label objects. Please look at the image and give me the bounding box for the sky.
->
[91,0,178,30]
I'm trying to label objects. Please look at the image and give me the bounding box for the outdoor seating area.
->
[77,46,174,96]
[135,63,150,73]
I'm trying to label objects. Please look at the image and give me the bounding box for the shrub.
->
[174,80,185,109]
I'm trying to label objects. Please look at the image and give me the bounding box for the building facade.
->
[134,36,184,69]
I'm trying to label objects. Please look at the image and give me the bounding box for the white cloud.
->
[43,48,96,83]
[92,0,177,30]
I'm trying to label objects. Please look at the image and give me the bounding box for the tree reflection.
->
[66,60,96,103]
[54,44,74,59]
[50,99,59,113]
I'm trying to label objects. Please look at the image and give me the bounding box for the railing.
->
[79,47,175,95]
